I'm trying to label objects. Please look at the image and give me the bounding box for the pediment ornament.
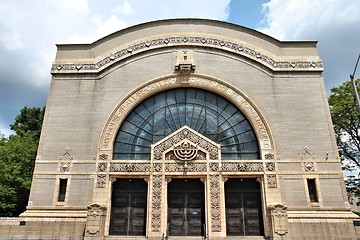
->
[152,126,221,160]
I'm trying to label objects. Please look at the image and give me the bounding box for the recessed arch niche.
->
[98,75,274,159]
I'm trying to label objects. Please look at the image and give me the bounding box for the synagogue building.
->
[1,19,359,240]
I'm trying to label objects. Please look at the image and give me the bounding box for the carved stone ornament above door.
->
[151,126,221,161]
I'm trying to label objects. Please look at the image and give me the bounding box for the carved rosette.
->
[210,175,221,232]
[151,175,162,232]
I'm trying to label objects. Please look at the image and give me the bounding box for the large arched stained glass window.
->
[113,88,260,160]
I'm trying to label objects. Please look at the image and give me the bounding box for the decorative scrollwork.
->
[96,175,106,188]
[209,162,219,171]
[210,175,221,232]
[98,163,107,172]
[267,174,277,188]
[110,163,150,172]
[266,162,276,172]
[153,163,162,172]
[221,162,263,172]
[265,153,274,160]
[153,126,219,160]
[165,163,207,172]
[151,175,162,232]
[52,36,323,74]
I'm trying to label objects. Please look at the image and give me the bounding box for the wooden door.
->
[225,178,263,236]
[168,179,205,236]
[110,179,147,236]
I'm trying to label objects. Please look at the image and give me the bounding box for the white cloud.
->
[258,0,360,92]
[0,28,24,50]
[0,0,231,136]
[113,1,134,16]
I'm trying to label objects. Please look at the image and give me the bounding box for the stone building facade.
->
[1,19,359,240]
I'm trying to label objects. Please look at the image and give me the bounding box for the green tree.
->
[0,106,44,216]
[328,79,360,203]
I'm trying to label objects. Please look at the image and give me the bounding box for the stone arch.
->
[98,74,275,159]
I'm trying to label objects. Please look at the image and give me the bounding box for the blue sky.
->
[0,0,359,136]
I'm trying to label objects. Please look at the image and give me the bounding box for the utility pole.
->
[350,54,360,112]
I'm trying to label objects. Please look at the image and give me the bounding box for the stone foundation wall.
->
[287,219,358,240]
[0,218,86,240]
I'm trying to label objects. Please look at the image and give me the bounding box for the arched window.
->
[113,88,259,160]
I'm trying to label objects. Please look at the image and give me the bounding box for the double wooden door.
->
[109,179,147,236]
[225,178,263,236]
[168,179,205,236]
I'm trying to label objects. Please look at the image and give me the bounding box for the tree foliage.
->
[0,106,44,216]
[328,79,360,201]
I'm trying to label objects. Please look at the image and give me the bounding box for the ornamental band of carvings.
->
[165,163,207,172]
[99,77,273,151]
[267,174,277,188]
[110,163,150,172]
[221,162,263,172]
[96,175,106,188]
[151,175,162,232]
[52,36,322,73]
[304,162,314,172]
[153,128,218,160]
[210,175,221,232]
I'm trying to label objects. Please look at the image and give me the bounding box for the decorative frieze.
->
[52,36,323,74]
[165,162,207,172]
[110,163,150,172]
[221,162,263,172]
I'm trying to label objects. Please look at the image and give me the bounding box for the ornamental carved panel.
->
[210,175,221,232]
[221,162,263,172]
[153,126,220,160]
[151,175,162,232]
[110,163,150,172]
